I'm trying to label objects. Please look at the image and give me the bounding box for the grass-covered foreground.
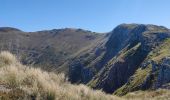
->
[0,51,169,100]
[0,51,119,100]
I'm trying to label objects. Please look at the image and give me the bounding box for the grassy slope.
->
[0,51,120,100]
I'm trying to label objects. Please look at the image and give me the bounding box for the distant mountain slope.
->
[0,27,105,72]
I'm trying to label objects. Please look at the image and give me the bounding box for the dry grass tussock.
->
[0,51,121,100]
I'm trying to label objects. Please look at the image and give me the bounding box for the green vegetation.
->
[148,38,170,62]
[114,65,152,96]
[87,77,98,88]
[122,43,141,58]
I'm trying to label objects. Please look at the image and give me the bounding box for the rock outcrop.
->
[68,24,170,95]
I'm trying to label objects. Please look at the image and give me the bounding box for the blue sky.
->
[0,0,170,32]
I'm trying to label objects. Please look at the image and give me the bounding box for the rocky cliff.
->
[68,24,170,95]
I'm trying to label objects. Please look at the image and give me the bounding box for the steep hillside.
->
[0,27,104,73]
[89,24,170,93]
[115,38,170,95]
[68,24,170,95]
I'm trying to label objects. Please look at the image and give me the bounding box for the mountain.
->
[0,24,170,97]
[67,24,170,95]
[0,27,105,73]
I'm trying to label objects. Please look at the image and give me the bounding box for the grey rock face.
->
[68,59,95,83]
[155,57,170,88]
[142,57,170,89]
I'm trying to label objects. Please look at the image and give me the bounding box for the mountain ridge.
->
[0,23,170,96]
[0,27,104,73]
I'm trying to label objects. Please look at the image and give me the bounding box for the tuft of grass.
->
[0,51,17,67]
